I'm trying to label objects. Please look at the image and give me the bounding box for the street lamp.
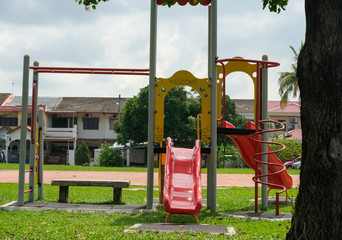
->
[116,94,121,118]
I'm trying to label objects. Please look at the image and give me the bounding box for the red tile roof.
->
[0,126,12,133]
[278,128,302,140]
[0,105,46,112]
[7,125,31,134]
[0,94,14,106]
[268,101,300,113]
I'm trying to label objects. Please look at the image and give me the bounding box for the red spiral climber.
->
[251,120,288,215]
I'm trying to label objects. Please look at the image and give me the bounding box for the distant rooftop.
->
[0,93,11,106]
[0,95,127,114]
[233,99,255,114]
[278,128,302,141]
[233,99,300,113]
[52,97,127,113]
[268,101,301,112]
[8,96,61,111]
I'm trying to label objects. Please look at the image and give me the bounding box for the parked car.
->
[292,159,301,169]
[284,157,301,169]
[0,151,5,163]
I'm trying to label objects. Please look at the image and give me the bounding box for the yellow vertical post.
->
[35,122,39,184]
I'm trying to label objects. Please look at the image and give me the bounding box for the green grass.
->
[0,183,297,239]
[0,163,301,175]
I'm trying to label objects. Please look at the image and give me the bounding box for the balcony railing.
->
[45,125,77,140]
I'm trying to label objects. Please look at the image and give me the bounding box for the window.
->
[27,118,31,126]
[0,117,18,127]
[52,118,68,128]
[71,117,77,128]
[83,118,99,130]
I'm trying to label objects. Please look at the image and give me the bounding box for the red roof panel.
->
[278,129,302,140]
[268,100,301,113]
[157,0,211,6]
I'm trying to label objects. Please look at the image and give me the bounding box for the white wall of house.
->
[45,116,52,129]
[5,128,31,163]
[0,128,8,150]
[269,113,301,130]
[77,113,116,140]
[45,113,116,141]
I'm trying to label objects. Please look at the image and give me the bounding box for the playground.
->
[1,0,299,237]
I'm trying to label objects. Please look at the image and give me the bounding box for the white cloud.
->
[0,0,305,100]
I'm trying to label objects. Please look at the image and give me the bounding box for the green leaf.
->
[262,0,288,14]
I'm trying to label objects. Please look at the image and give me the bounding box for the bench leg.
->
[59,186,69,203]
[113,188,122,203]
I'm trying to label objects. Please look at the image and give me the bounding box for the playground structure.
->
[17,0,292,219]
[221,121,293,215]
[17,59,150,204]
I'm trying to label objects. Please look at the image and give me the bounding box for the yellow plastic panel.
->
[217,57,257,121]
[155,70,211,144]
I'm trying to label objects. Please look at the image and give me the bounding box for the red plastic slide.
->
[222,121,293,190]
[163,137,202,223]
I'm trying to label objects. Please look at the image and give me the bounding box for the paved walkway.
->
[0,170,299,187]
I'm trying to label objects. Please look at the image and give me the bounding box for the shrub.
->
[225,144,248,168]
[75,141,91,166]
[270,138,302,163]
[217,144,247,168]
[98,142,124,167]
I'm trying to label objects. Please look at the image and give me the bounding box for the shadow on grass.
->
[110,207,219,226]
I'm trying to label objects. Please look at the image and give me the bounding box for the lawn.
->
[0,163,301,175]
[0,182,297,239]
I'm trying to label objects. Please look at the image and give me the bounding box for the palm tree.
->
[278,43,303,109]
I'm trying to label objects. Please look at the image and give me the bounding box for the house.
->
[0,94,126,164]
[1,93,300,165]
[233,99,301,140]
[268,100,301,131]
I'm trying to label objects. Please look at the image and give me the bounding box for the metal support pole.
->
[28,61,39,202]
[208,6,212,79]
[261,55,269,210]
[18,54,30,206]
[207,4,212,210]
[37,108,44,199]
[209,0,218,213]
[147,0,157,209]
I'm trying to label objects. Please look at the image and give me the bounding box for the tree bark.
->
[287,0,342,239]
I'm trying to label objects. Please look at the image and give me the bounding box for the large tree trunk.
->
[287,1,342,239]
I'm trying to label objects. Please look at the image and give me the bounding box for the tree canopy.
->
[114,86,246,148]
[278,44,302,109]
[76,0,288,13]
[114,86,201,148]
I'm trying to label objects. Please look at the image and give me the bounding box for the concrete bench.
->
[51,179,130,203]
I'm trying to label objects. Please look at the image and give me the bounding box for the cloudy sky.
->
[0,0,305,100]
